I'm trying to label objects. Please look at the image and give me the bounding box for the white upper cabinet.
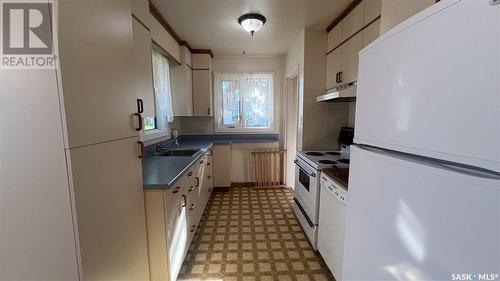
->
[149,14,181,63]
[340,32,363,84]
[171,46,194,116]
[325,0,382,89]
[192,53,213,116]
[327,22,342,52]
[131,0,150,28]
[342,3,364,41]
[132,19,156,121]
[326,47,342,90]
[58,0,138,148]
[364,0,381,24]
[362,18,381,48]
[192,53,212,69]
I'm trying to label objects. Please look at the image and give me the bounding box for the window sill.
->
[214,127,277,134]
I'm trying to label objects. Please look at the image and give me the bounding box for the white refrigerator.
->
[343,1,500,280]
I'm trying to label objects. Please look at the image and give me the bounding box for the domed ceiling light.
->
[238,13,266,36]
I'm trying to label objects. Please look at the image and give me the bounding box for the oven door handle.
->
[294,160,316,177]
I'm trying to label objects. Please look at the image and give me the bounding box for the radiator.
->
[251,150,287,189]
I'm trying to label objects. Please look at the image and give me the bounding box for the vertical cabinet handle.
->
[195,177,200,187]
[137,141,144,159]
[207,107,210,115]
[137,99,144,114]
[181,195,187,208]
[339,71,343,83]
[134,113,143,131]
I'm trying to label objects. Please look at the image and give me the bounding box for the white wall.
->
[285,29,349,151]
[380,0,435,34]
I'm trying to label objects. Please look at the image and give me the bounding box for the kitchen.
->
[1,0,499,281]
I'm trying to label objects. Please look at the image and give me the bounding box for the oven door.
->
[294,157,319,224]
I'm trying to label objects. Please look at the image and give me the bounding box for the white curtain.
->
[152,50,174,124]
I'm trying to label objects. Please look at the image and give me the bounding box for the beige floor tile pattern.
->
[178,187,335,281]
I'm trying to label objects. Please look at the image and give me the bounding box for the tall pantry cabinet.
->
[58,1,150,280]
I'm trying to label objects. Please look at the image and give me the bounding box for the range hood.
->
[317,82,357,102]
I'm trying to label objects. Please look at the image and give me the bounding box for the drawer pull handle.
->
[208,188,212,193]
[190,225,196,232]
[173,186,181,194]
[207,175,211,179]
[207,162,211,166]
[188,186,194,192]
[181,195,186,208]
[137,141,144,159]
[189,203,195,210]
[200,160,204,164]
[187,172,193,177]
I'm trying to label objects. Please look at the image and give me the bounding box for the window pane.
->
[144,117,157,131]
[243,77,269,128]
[221,79,241,126]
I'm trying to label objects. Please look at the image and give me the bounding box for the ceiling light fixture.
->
[238,13,266,36]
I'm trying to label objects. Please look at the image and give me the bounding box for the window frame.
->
[214,72,275,133]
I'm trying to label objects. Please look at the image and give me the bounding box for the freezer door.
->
[343,145,500,281]
[355,0,500,172]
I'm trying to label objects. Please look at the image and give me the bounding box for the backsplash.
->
[175,116,215,135]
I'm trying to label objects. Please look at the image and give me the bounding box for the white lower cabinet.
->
[145,149,213,281]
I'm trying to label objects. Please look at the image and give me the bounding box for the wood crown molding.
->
[148,1,214,58]
[326,0,363,32]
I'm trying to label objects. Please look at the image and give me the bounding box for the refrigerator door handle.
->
[439,162,500,180]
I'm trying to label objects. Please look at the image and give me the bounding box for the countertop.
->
[322,167,349,190]
[142,134,279,190]
[142,141,212,190]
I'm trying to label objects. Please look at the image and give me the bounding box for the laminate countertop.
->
[142,134,279,190]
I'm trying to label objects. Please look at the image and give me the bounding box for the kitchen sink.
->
[157,149,200,157]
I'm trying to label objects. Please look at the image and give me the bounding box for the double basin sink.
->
[155,149,200,157]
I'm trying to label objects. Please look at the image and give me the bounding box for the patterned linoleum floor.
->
[178,186,335,281]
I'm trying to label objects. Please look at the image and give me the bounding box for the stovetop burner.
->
[338,159,350,164]
[318,160,338,164]
[305,152,324,156]
[326,152,340,155]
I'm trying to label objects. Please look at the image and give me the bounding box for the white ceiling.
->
[151,0,351,56]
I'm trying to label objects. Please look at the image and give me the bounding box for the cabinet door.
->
[364,0,381,24]
[171,64,194,116]
[131,0,150,28]
[362,18,381,48]
[342,3,364,41]
[327,22,342,53]
[59,1,138,148]
[213,144,231,187]
[68,137,149,281]
[192,69,213,116]
[132,19,156,122]
[340,32,363,84]
[166,192,187,281]
[326,47,342,90]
